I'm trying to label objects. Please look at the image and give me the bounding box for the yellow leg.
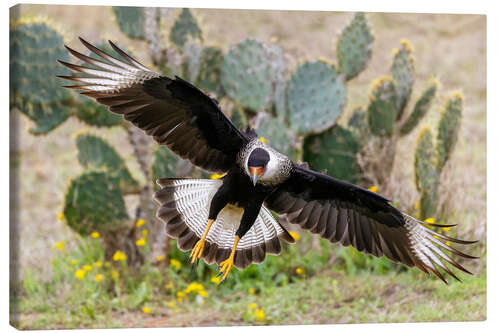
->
[218,235,240,282]
[190,219,214,264]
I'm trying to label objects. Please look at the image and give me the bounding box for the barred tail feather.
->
[153,178,294,269]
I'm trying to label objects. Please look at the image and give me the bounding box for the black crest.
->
[248,148,270,167]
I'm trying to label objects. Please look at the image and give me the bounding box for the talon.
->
[216,270,224,278]
[190,239,205,264]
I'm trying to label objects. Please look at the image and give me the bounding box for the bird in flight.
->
[58,38,477,284]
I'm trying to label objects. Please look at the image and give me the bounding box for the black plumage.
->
[58,38,477,283]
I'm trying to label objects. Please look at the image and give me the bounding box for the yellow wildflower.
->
[199,289,208,297]
[142,306,151,314]
[185,282,204,294]
[425,217,435,224]
[111,269,119,280]
[90,231,100,239]
[75,269,85,280]
[255,309,265,322]
[136,238,146,247]
[156,255,166,262]
[94,261,102,268]
[112,250,127,261]
[170,259,181,269]
[142,229,148,238]
[368,186,378,193]
[168,300,174,308]
[57,212,64,221]
[211,275,221,284]
[442,227,451,232]
[248,288,255,295]
[55,241,65,251]
[95,274,103,283]
[165,281,174,289]
[71,259,79,265]
[210,173,226,180]
[177,291,184,302]
[136,219,145,227]
[258,137,267,144]
[249,303,257,310]
[83,265,93,271]
[296,267,304,275]
[446,241,451,246]
[289,231,300,241]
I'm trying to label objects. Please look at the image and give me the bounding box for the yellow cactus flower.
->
[289,231,300,241]
[55,241,65,251]
[71,259,79,265]
[95,274,103,283]
[136,238,146,247]
[112,250,127,261]
[249,303,257,310]
[255,309,265,322]
[83,265,93,271]
[168,300,174,308]
[248,288,255,295]
[94,261,102,268]
[424,217,435,224]
[156,255,166,262]
[170,259,181,269]
[258,137,267,144]
[296,267,304,275]
[75,269,86,280]
[111,269,119,280]
[142,306,151,314]
[211,275,221,284]
[90,231,100,239]
[136,219,145,227]
[368,186,378,193]
[57,212,64,221]
[210,173,226,180]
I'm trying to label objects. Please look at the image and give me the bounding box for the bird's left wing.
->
[265,164,477,283]
[58,38,248,173]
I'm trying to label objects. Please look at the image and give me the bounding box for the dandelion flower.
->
[94,261,102,267]
[210,275,220,284]
[289,231,300,241]
[424,217,435,224]
[156,255,166,262]
[75,269,85,280]
[55,241,64,251]
[95,274,103,283]
[248,288,255,295]
[136,219,145,227]
[136,238,146,247]
[255,309,265,322]
[249,303,257,310]
[83,265,93,271]
[185,282,204,294]
[296,267,304,275]
[90,231,100,239]
[258,137,267,144]
[177,291,184,302]
[142,306,151,314]
[170,259,181,269]
[112,250,127,261]
[368,186,378,193]
[57,212,64,221]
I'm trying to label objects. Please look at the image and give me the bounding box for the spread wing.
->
[58,38,248,173]
[265,164,478,283]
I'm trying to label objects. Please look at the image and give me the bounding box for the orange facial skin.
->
[249,166,265,185]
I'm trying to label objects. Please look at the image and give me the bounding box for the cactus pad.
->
[182,42,203,83]
[337,12,374,81]
[392,40,415,118]
[170,8,202,51]
[287,61,346,135]
[221,38,274,111]
[76,133,138,193]
[10,20,72,134]
[303,125,362,183]
[75,99,122,127]
[230,105,248,130]
[63,171,129,235]
[255,112,298,159]
[348,107,370,143]
[197,46,225,97]
[414,127,439,219]
[399,78,438,136]
[267,44,288,120]
[112,6,146,40]
[367,77,398,136]
[436,92,463,171]
[152,145,179,189]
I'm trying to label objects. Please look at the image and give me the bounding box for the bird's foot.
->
[216,256,234,283]
[190,239,205,264]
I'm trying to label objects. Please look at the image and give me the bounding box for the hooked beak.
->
[249,166,264,186]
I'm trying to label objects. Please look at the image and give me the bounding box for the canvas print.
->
[9,4,486,329]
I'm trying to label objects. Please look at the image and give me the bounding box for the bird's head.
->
[247,148,270,186]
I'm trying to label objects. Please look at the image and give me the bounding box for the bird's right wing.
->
[58,38,248,173]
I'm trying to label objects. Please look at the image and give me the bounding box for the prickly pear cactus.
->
[112,6,147,40]
[399,78,438,136]
[10,19,72,134]
[230,105,248,130]
[287,60,346,135]
[268,43,288,120]
[75,133,139,193]
[75,99,123,128]
[182,42,203,82]
[63,171,129,235]
[391,40,415,118]
[197,46,225,97]
[303,125,362,183]
[170,8,202,51]
[152,145,179,189]
[337,12,374,81]
[255,112,299,159]
[221,38,275,111]
[367,77,397,136]
[436,92,463,171]
[414,127,439,219]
